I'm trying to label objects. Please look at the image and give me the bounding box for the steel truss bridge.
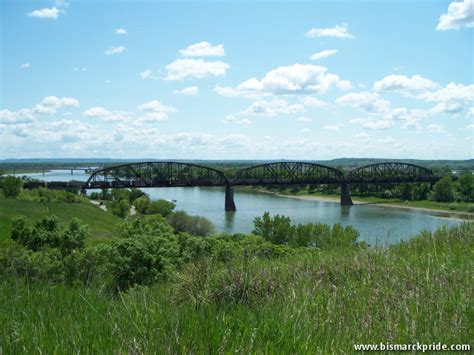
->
[24,161,439,211]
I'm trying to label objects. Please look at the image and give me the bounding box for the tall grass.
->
[0,224,472,353]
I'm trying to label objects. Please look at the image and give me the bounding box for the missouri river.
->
[23,169,468,246]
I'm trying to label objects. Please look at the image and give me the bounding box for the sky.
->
[1,0,473,160]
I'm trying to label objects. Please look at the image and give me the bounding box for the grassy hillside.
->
[0,198,122,247]
[0,223,472,353]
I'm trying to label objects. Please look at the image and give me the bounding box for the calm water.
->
[22,169,468,246]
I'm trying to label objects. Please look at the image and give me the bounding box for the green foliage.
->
[20,188,85,203]
[167,210,215,236]
[11,215,87,254]
[433,176,455,202]
[457,172,474,201]
[119,215,174,238]
[253,212,359,248]
[133,195,151,214]
[129,188,147,203]
[108,199,130,218]
[2,176,23,198]
[147,199,176,216]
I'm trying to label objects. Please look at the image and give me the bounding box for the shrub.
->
[11,215,88,254]
[147,199,176,217]
[2,176,23,198]
[448,203,458,210]
[108,199,130,218]
[253,212,293,245]
[167,211,215,236]
[133,195,151,214]
[119,215,174,238]
[468,204,474,213]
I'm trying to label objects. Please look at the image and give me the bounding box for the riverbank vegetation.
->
[251,172,474,214]
[0,187,472,352]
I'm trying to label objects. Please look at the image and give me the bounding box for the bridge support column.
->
[225,185,236,211]
[340,183,353,206]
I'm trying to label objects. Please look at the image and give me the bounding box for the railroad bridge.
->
[25,161,439,211]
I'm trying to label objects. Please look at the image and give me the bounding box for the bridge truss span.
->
[348,162,436,184]
[231,161,347,186]
[85,162,230,189]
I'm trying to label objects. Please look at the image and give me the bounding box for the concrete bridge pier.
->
[225,185,237,211]
[340,183,353,206]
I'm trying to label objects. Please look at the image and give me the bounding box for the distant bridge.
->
[23,161,440,211]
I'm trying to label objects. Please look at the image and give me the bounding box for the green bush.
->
[147,199,176,217]
[11,215,88,254]
[468,204,474,213]
[2,176,23,198]
[433,176,455,202]
[167,211,215,236]
[133,195,151,214]
[108,199,130,218]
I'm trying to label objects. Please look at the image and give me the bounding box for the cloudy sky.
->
[1,0,473,160]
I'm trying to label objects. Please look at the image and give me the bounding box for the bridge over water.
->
[24,161,440,211]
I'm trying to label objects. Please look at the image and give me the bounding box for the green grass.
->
[0,224,472,353]
[0,197,122,247]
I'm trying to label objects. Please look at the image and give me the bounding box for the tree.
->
[2,176,23,198]
[109,199,130,218]
[166,211,214,236]
[147,199,176,217]
[457,172,474,201]
[129,188,147,203]
[253,212,293,245]
[133,195,151,214]
[432,176,455,202]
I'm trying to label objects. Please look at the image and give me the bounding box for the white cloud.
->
[301,128,311,134]
[297,116,313,122]
[427,124,445,133]
[136,100,176,122]
[165,59,229,80]
[436,0,474,30]
[217,64,351,97]
[335,91,390,114]
[430,102,464,115]
[356,132,369,139]
[306,24,354,39]
[300,96,327,108]
[377,137,396,144]
[34,96,79,115]
[467,124,474,130]
[27,7,60,19]
[173,86,199,96]
[418,82,474,103]
[362,120,394,130]
[105,46,126,55]
[239,99,305,117]
[373,74,439,93]
[0,109,36,125]
[20,63,30,69]
[324,123,343,131]
[310,49,338,60]
[73,67,87,72]
[83,107,132,122]
[179,41,225,57]
[140,69,152,79]
[223,115,252,126]
[115,28,128,35]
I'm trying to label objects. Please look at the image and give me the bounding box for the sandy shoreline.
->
[244,188,474,219]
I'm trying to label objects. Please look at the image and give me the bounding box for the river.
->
[21,169,468,246]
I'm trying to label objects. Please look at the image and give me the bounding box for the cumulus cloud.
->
[427,124,445,133]
[300,96,327,108]
[27,7,60,19]
[34,96,79,115]
[418,82,474,103]
[310,49,338,60]
[140,69,152,79]
[335,91,390,114]
[436,0,474,30]
[115,28,128,35]
[0,109,36,125]
[306,24,354,39]
[136,100,177,122]
[165,59,229,80]
[223,115,252,126]
[373,74,439,93]
[83,107,132,122]
[20,63,31,69]
[173,86,199,96]
[324,123,343,131]
[215,64,351,97]
[179,41,225,57]
[239,99,305,117]
[105,46,126,55]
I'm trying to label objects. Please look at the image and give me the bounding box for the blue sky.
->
[1,0,473,159]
